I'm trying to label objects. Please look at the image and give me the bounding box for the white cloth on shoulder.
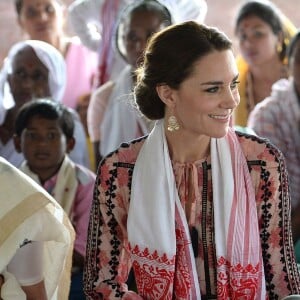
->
[0,157,74,300]
[20,155,78,217]
[100,65,149,156]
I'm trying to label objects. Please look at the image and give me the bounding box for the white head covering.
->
[160,0,207,24]
[0,40,66,124]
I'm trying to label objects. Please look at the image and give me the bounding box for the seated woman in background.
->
[87,0,172,168]
[68,0,208,87]
[0,40,90,168]
[14,0,97,110]
[248,31,300,251]
[233,0,296,127]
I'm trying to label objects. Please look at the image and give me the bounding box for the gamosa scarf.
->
[128,120,266,299]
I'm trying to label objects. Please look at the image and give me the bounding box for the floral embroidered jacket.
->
[84,131,300,299]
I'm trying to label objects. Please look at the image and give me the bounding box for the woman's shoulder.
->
[236,130,285,168]
[66,36,98,60]
[93,81,115,100]
[99,136,146,170]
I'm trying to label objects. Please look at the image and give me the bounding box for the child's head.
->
[14,98,75,178]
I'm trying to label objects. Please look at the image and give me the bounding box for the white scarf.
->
[100,65,149,156]
[128,120,266,299]
[20,155,78,217]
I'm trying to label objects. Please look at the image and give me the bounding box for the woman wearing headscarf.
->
[68,0,208,86]
[87,0,172,168]
[14,0,98,110]
[0,40,90,168]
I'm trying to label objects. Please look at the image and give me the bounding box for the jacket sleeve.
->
[83,156,142,299]
[251,142,300,297]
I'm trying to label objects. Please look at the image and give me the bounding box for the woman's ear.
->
[156,84,176,108]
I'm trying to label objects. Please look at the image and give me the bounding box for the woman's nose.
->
[221,89,240,109]
[36,10,49,22]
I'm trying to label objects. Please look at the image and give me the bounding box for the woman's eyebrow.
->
[200,74,239,86]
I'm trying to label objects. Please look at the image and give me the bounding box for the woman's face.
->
[120,10,167,67]
[17,0,65,44]
[7,46,50,110]
[169,50,240,139]
[289,39,300,95]
[236,15,281,66]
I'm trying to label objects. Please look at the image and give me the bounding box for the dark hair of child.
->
[15,98,74,139]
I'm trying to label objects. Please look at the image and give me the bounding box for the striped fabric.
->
[248,79,300,208]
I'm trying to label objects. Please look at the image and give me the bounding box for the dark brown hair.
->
[134,21,232,120]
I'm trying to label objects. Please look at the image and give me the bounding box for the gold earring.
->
[277,43,282,54]
[167,116,180,132]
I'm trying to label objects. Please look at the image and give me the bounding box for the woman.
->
[14,0,97,110]
[248,31,300,249]
[234,0,296,127]
[87,0,172,168]
[84,21,300,299]
[68,0,207,86]
[0,40,90,168]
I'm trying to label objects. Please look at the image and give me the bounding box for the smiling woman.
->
[84,21,300,299]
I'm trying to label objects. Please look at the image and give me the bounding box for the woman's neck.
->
[250,57,286,83]
[250,58,287,104]
[165,127,210,163]
[47,35,69,57]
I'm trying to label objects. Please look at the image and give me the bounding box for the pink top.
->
[63,37,97,109]
[248,79,300,209]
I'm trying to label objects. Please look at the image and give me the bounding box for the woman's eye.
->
[238,33,247,41]
[253,31,264,38]
[14,70,27,79]
[25,8,37,18]
[205,87,219,93]
[32,71,47,82]
[230,81,240,90]
[45,5,55,14]
[126,32,139,44]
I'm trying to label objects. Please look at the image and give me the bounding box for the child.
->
[13,98,96,299]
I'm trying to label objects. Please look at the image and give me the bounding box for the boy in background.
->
[13,98,96,299]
